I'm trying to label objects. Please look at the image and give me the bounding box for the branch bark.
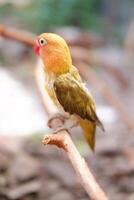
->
[34,59,58,116]
[35,63,108,200]
[0,24,35,46]
[43,131,107,200]
[0,24,102,47]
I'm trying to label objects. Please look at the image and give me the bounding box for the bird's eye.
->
[38,38,47,46]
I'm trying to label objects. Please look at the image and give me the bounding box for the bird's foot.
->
[53,126,69,134]
[47,113,69,128]
[53,121,79,134]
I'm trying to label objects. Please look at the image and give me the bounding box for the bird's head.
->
[34,33,72,74]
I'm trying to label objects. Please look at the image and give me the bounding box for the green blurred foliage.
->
[23,0,102,32]
[0,3,14,19]
[0,0,102,33]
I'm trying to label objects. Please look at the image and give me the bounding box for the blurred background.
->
[0,0,134,199]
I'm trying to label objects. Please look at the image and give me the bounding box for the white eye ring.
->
[38,38,47,46]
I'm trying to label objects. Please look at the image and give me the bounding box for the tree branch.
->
[42,126,108,200]
[34,59,58,116]
[0,24,102,47]
[0,24,35,46]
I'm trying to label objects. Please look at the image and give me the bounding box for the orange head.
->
[34,33,72,74]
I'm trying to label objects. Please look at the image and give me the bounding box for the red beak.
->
[34,42,40,55]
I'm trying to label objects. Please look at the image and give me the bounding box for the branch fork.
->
[43,132,68,150]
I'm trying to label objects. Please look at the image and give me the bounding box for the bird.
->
[34,33,104,151]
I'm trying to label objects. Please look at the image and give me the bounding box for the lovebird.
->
[34,33,104,150]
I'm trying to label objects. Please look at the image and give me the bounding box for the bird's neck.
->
[41,46,72,75]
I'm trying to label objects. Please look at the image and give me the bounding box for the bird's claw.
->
[47,113,68,128]
[53,126,69,134]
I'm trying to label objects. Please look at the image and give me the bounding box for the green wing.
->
[54,73,103,128]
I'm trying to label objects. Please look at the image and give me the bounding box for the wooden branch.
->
[43,131,108,200]
[34,63,108,200]
[0,24,102,48]
[0,25,35,46]
[34,59,58,116]
[76,62,134,132]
